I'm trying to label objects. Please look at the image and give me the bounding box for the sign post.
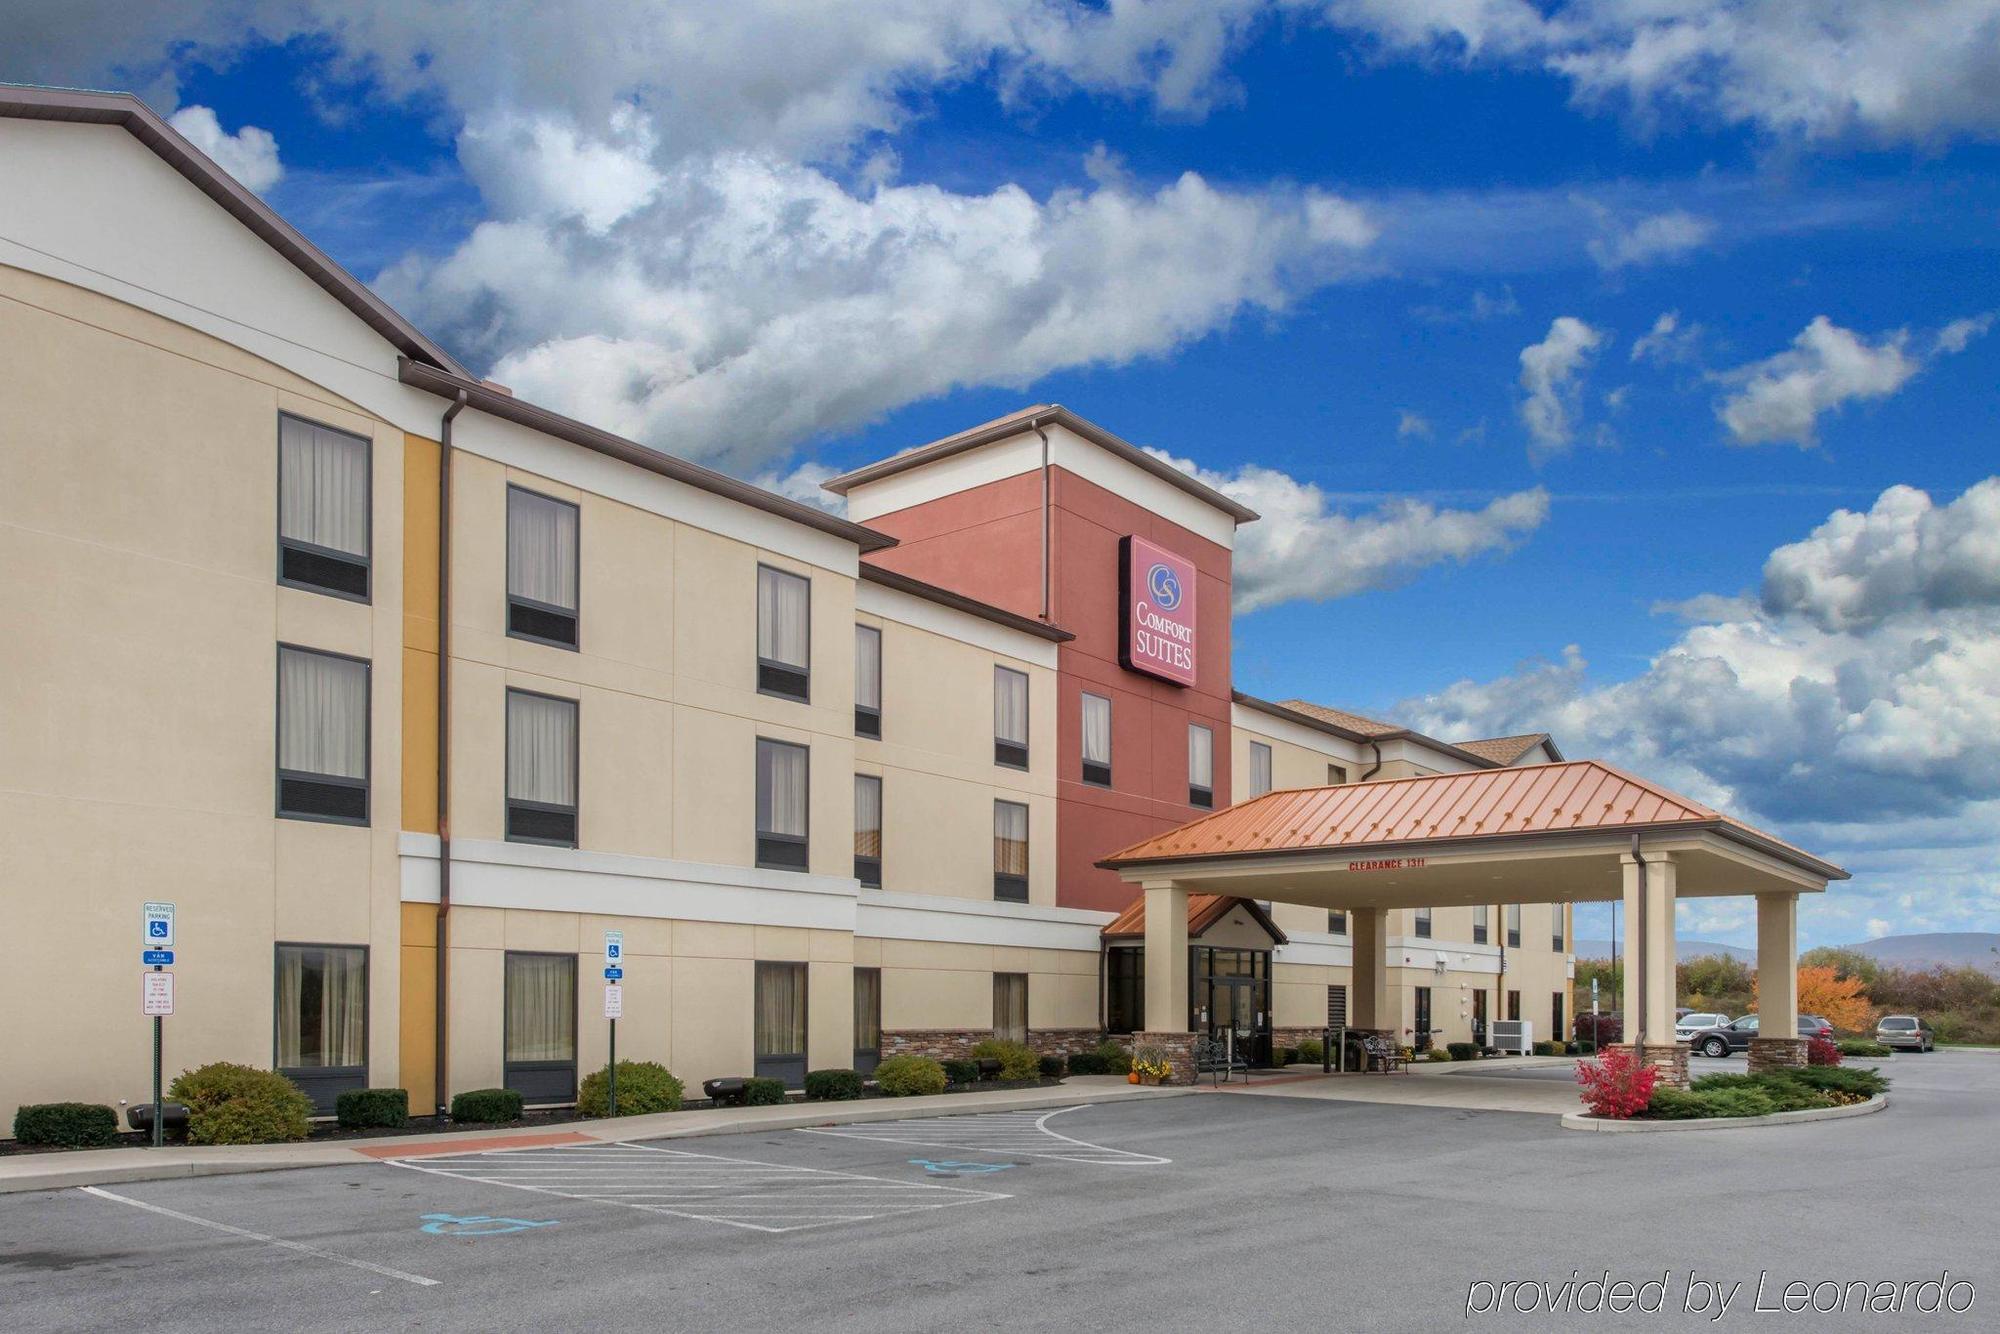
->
[1590,976,1601,1053]
[603,931,624,1117]
[141,902,176,1147]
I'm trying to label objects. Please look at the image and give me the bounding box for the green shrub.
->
[874,1054,947,1097]
[1295,1038,1325,1065]
[1757,1081,1835,1113]
[1094,1040,1133,1076]
[1785,1065,1888,1098]
[168,1063,312,1145]
[1037,1054,1065,1079]
[1838,1038,1893,1057]
[335,1088,409,1130]
[969,1040,1040,1082]
[577,1061,684,1117]
[941,1058,980,1085]
[1424,1048,1454,1061]
[1532,1040,1563,1056]
[1696,1086,1778,1119]
[450,1087,525,1123]
[13,1102,119,1148]
[1446,1042,1479,1062]
[742,1077,787,1106]
[1065,1049,1107,1075]
[1690,1072,1758,1092]
[804,1068,864,1101]
[1644,1088,1709,1120]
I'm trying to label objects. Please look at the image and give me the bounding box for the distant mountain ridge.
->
[1575,937,1755,964]
[1574,932,2000,977]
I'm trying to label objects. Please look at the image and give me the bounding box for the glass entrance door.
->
[1193,947,1272,1066]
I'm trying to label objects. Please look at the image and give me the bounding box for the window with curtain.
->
[993,666,1028,768]
[1080,693,1112,786]
[1506,903,1522,948]
[1188,723,1214,807]
[993,800,1028,902]
[1552,906,1565,951]
[853,773,882,888]
[1248,740,1273,797]
[1414,906,1433,938]
[1328,910,1347,935]
[506,690,578,846]
[1473,904,1489,944]
[275,944,366,1069]
[756,565,811,701]
[1327,763,1348,785]
[993,972,1028,1043]
[854,623,881,738]
[277,645,369,823]
[507,487,580,648]
[755,961,808,1085]
[504,951,577,1102]
[279,414,371,599]
[756,738,810,870]
[853,967,882,1074]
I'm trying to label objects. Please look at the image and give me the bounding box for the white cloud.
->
[1934,311,1995,355]
[1396,410,1434,440]
[1865,917,1894,940]
[1586,208,1715,270]
[750,460,847,514]
[1630,310,1700,364]
[1144,448,1549,612]
[1715,316,1919,446]
[1517,316,1606,458]
[166,105,283,193]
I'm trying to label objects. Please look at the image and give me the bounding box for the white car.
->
[1674,1013,1729,1042]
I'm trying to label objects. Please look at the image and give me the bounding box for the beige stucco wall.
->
[0,263,405,1126]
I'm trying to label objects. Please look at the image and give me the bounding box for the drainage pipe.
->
[433,389,467,1118]
[1629,833,1646,1050]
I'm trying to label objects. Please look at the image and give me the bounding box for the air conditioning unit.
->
[1432,957,1448,975]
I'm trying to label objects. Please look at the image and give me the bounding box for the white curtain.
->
[277,945,365,1068]
[279,416,368,556]
[853,774,882,857]
[1250,742,1273,796]
[508,489,579,611]
[854,624,881,709]
[1188,724,1213,789]
[278,648,367,779]
[507,691,576,806]
[277,948,303,1067]
[506,953,576,1062]
[853,968,881,1050]
[994,801,1028,875]
[1082,694,1111,765]
[994,668,1027,745]
[755,962,806,1056]
[993,973,1027,1043]
[757,566,810,668]
[758,739,808,837]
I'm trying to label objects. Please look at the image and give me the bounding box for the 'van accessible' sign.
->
[1119,535,1197,686]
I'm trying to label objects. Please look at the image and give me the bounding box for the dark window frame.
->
[1552,906,1565,952]
[754,960,810,1087]
[1248,740,1273,797]
[1413,906,1432,939]
[755,563,812,704]
[1506,903,1522,949]
[853,966,882,1076]
[1327,763,1347,785]
[993,666,1029,769]
[1473,905,1489,945]
[993,799,1029,902]
[1327,910,1347,936]
[1080,691,1113,787]
[755,736,811,872]
[274,643,372,827]
[505,687,580,848]
[271,941,369,1114]
[505,485,581,651]
[276,412,373,604]
[1187,722,1214,808]
[503,949,579,1104]
[993,971,1029,1043]
[853,772,882,889]
[854,623,882,739]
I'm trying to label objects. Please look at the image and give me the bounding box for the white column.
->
[1349,907,1391,1031]
[1620,851,1678,1046]
[1757,892,1799,1033]
[1142,880,1189,1033]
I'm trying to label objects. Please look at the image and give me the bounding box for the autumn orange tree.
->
[1757,964,1874,1032]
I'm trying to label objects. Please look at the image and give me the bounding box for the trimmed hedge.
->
[1062,1039,1133,1076]
[13,1102,119,1148]
[941,1058,980,1085]
[451,1088,525,1124]
[804,1068,864,1101]
[874,1054,947,1097]
[1446,1042,1480,1062]
[969,1040,1039,1082]
[742,1077,787,1106]
[1423,1048,1454,1062]
[1838,1038,1893,1057]
[335,1088,410,1130]
[1295,1038,1325,1065]
[1532,1040,1564,1056]
[1642,1064,1891,1120]
[578,1061,684,1117]
[168,1063,312,1145]
[1038,1054,1065,1079]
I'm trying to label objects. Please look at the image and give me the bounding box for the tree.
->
[1800,945,1880,989]
[1760,964,1873,1032]
[1681,954,1754,1012]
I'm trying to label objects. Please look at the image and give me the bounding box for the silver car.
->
[1674,1012,1730,1042]
[1876,1014,1935,1052]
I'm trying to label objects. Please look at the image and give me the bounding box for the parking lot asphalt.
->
[4,1050,1993,1332]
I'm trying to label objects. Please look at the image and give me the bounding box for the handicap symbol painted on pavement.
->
[420,1212,559,1236]
[909,1159,1015,1177]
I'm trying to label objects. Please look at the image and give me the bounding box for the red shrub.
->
[1575,1046,1658,1119]
[1807,1034,1842,1067]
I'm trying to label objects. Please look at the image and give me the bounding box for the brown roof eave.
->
[859,564,1073,642]
[399,360,897,553]
[1232,691,1506,770]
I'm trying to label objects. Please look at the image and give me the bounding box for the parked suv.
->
[1674,1012,1730,1042]
[1875,1014,1935,1052]
[1686,1014,1833,1058]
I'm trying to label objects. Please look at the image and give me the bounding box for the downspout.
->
[1360,740,1383,782]
[433,388,467,1118]
[1629,833,1646,1050]
[1033,413,1054,622]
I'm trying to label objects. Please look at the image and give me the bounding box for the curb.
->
[1560,1093,1887,1133]
[0,1083,1188,1194]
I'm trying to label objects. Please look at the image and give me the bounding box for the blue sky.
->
[14,2,1999,949]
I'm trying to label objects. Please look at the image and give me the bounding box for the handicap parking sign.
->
[420,1213,558,1237]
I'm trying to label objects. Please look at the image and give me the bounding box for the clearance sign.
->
[1119,535,1197,686]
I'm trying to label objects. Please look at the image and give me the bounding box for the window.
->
[1553,992,1566,1044]
[1414,906,1433,939]
[1106,948,1144,1034]
[1472,904,1489,945]
[1327,984,1348,1029]
[853,967,882,1076]
[754,961,808,1086]
[755,738,810,871]
[853,773,882,888]
[1552,907,1565,952]
[1080,692,1112,786]
[756,564,810,701]
[1188,724,1214,808]
[1506,903,1522,948]
[504,951,577,1103]
[1506,989,1521,1022]
[1248,741,1273,797]
[507,487,579,648]
[278,414,370,599]
[854,624,881,738]
[993,973,1028,1043]
[993,666,1029,768]
[1414,986,1433,1044]
[993,800,1029,902]
[1327,910,1347,935]
[276,645,369,824]
[1327,763,1347,785]
[274,944,367,1112]
[506,690,578,846]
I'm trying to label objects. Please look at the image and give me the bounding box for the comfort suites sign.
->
[1119,535,1198,686]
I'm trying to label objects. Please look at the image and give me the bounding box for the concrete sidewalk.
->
[0,1077,1185,1194]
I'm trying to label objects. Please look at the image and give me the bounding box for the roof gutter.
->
[433,388,467,1119]
[1032,410,1057,623]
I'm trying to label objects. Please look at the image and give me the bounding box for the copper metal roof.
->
[1100,894,1288,943]
[1451,733,1556,765]
[1098,760,1847,879]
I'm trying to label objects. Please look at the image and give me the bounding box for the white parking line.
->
[798,1105,1170,1165]
[390,1142,1009,1234]
[78,1186,441,1287]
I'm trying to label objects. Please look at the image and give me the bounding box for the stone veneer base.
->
[1747,1037,1810,1073]
[1610,1041,1691,1089]
[882,1029,1104,1062]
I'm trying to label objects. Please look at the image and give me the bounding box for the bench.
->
[1359,1035,1408,1074]
[1193,1037,1250,1085]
